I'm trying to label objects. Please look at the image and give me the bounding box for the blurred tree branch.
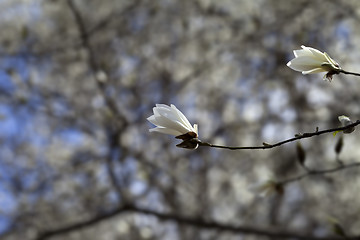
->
[66,0,124,121]
[2,0,360,239]
[66,0,130,203]
[35,204,357,240]
[281,161,360,185]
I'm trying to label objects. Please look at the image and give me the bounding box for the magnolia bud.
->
[334,136,343,155]
[296,142,306,166]
[338,115,355,134]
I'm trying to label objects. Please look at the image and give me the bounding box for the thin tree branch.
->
[35,204,359,240]
[281,162,360,185]
[66,0,126,124]
[195,120,360,150]
[339,69,360,77]
[66,0,129,202]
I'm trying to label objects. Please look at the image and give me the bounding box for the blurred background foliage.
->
[1,0,360,239]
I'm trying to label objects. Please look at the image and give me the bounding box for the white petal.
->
[193,124,198,135]
[289,46,341,72]
[148,104,198,137]
[287,60,319,72]
[338,115,352,126]
[155,103,171,109]
[155,107,179,123]
[302,68,326,74]
[153,115,189,133]
[290,56,323,66]
[149,127,183,136]
[153,105,184,126]
[293,46,312,57]
[147,115,158,125]
[170,104,194,131]
[324,52,341,69]
[305,46,327,61]
[293,49,308,57]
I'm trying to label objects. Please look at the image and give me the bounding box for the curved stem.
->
[197,120,360,150]
[339,69,360,77]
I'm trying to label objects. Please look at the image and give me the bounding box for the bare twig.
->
[281,162,360,185]
[339,69,360,77]
[195,120,360,150]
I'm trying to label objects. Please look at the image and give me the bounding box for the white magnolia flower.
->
[287,45,341,80]
[147,104,198,138]
[338,115,355,134]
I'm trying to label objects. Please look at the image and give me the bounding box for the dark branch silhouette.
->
[281,162,360,185]
[66,0,127,124]
[195,120,360,150]
[36,204,359,240]
[339,69,360,77]
[66,0,130,203]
